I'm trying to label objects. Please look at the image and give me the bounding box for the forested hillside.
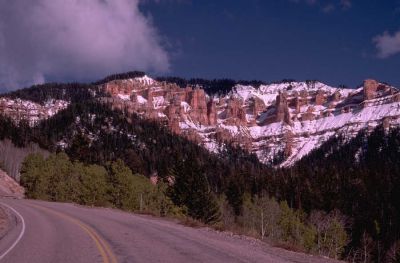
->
[0,101,270,191]
[277,127,400,262]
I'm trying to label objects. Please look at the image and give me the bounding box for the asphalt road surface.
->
[0,199,341,263]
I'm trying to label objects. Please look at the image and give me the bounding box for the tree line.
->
[1,82,98,104]
[277,127,400,262]
[20,152,181,217]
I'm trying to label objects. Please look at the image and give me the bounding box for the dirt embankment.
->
[0,169,24,199]
[0,169,24,245]
[0,205,9,239]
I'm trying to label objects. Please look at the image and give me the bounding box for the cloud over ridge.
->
[373,30,400,59]
[0,0,170,90]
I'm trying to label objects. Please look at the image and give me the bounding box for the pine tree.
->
[225,177,244,216]
[168,157,220,224]
[79,164,109,206]
[20,153,47,199]
[107,159,136,210]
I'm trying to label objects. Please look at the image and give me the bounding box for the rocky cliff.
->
[99,76,400,166]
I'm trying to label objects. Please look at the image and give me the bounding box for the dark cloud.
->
[0,0,170,91]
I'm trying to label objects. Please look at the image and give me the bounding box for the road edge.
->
[0,202,26,260]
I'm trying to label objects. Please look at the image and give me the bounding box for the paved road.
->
[0,199,340,263]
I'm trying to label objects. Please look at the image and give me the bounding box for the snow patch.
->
[181,101,192,113]
[118,94,130,101]
[135,75,155,85]
[136,95,148,104]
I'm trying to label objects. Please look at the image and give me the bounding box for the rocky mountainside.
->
[1,75,399,166]
[100,76,400,166]
[0,97,69,126]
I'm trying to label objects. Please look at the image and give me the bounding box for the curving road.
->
[0,199,340,263]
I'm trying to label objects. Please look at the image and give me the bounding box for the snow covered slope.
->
[0,98,69,126]
[100,76,400,166]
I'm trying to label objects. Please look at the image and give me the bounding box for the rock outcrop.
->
[189,89,209,125]
[275,92,291,125]
[315,91,326,105]
[363,79,379,100]
[249,97,265,116]
[207,101,218,125]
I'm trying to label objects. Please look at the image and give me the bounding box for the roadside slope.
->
[0,169,24,198]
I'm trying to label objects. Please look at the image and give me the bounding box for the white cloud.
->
[340,0,352,10]
[373,30,400,58]
[289,0,352,12]
[0,0,170,90]
[322,4,335,13]
[306,0,318,5]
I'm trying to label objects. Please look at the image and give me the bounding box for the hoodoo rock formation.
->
[363,79,379,100]
[94,76,400,166]
[275,92,292,125]
[98,76,400,166]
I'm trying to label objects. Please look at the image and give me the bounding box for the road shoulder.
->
[0,205,10,240]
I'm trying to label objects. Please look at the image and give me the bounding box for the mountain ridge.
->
[98,75,400,166]
[1,74,399,167]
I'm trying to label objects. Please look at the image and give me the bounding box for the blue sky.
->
[0,0,399,91]
[140,0,400,87]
